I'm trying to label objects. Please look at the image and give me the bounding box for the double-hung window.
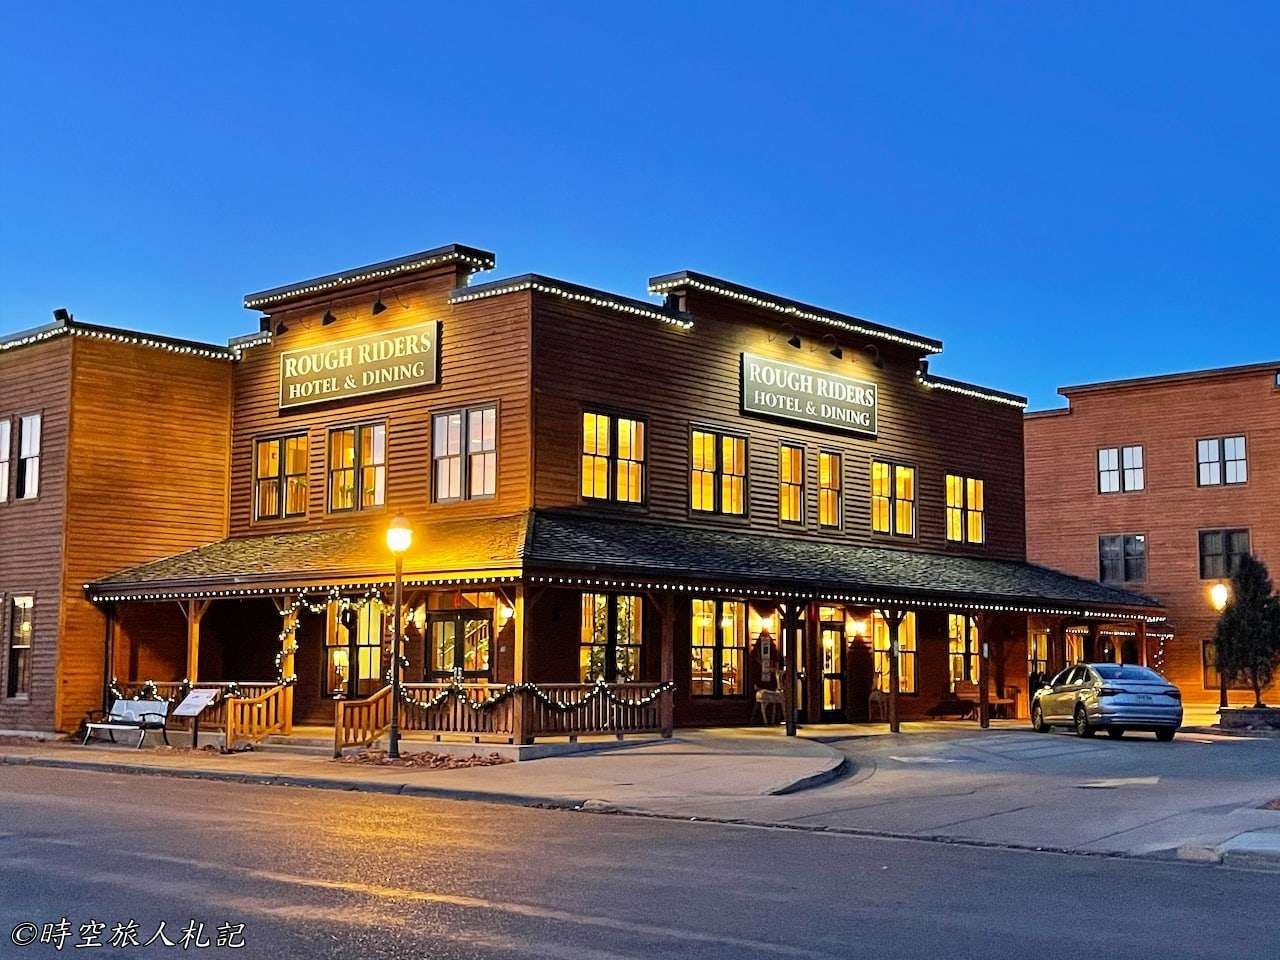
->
[0,419,9,502]
[1199,529,1250,579]
[581,412,645,504]
[872,611,917,693]
[778,444,804,524]
[1097,445,1144,493]
[1198,436,1247,486]
[1099,533,1147,583]
[947,614,978,690]
[818,451,842,528]
[15,414,40,500]
[871,460,915,536]
[255,434,308,520]
[690,598,746,697]
[690,430,746,515]
[579,593,643,683]
[433,405,497,502]
[6,596,33,697]
[328,422,386,512]
[945,475,985,544]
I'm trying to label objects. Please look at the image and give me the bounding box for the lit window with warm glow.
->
[1028,629,1049,677]
[579,593,643,683]
[691,598,746,697]
[946,474,985,544]
[433,405,497,502]
[690,430,746,515]
[818,451,842,528]
[948,614,978,691]
[778,443,804,524]
[871,461,914,536]
[872,611,916,694]
[6,595,33,697]
[582,412,645,504]
[328,423,384,512]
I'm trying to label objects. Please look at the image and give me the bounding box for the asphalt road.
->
[1,767,1278,960]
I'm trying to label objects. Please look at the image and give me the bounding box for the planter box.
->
[1219,707,1280,730]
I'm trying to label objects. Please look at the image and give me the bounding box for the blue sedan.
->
[1031,663,1183,741]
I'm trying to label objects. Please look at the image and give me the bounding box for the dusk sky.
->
[3,3,1277,409]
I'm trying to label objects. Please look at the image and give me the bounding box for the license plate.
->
[1134,694,1152,703]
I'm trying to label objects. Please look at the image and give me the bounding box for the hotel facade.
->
[1026,361,1280,710]
[0,244,1160,745]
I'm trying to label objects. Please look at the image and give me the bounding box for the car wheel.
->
[1031,703,1050,733]
[1074,705,1095,738]
[1156,728,1176,743]
[1106,728,1124,739]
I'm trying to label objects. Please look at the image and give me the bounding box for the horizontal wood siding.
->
[59,336,234,729]
[531,290,1025,559]
[0,338,72,732]
[1025,369,1280,706]
[230,269,532,540]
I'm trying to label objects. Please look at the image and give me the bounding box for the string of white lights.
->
[244,250,495,309]
[449,279,693,329]
[917,373,1027,409]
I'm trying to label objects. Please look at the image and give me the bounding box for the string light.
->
[917,372,1027,409]
[244,249,495,309]
[448,276,692,329]
[0,321,245,360]
[648,272,941,352]
[398,677,675,714]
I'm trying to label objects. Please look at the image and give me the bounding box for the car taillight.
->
[1099,687,1121,697]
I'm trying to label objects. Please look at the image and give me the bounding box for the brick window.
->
[1199,529,1250,579]
[1099,534,1146,583]
[1197,436,1247,486]
[1098,445,1144,493]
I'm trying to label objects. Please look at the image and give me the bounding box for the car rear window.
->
[1093,664,1165,682]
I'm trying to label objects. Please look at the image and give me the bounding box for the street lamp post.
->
[386,515,413,759]
[1210,581,1231,711]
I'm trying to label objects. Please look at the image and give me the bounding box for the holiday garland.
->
[397,677,676,713]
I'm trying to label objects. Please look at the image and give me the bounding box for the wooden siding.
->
[57,336,234,729]
[0,337,72,732]
[230,266,533,539]
[530,289,1026,558]
[1025,367,1280,706]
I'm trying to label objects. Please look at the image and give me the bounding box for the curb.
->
[770,753,849,795]
[1180,726,1280,740]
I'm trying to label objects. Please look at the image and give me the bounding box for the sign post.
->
[172,687,221,748]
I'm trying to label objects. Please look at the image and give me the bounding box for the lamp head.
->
[372,294,388,316]
[386,515,412,555]
[1210,582,1231,612]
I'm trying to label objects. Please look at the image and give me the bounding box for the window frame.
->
[1197,435,1247,487]
[579,408,648,507]
[431,403,499,504]
[578,592,644,684]
[14,411,41,501]
[253,432,309,522]
[326,421,387,514]
[1097,444,1145,494]
[1098,532,1147,584]
[1198,527,1251,580]
[777,441,805,527]
[872,610,917,694]
[945,474,986,545]
[6,593,34,699]
[690,597,748,698]
[688,426,749,519]
[817,449,843,529]
[0,417,10,503]
[870,458,916,538]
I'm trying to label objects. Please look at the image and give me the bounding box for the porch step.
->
[254,734,336,756]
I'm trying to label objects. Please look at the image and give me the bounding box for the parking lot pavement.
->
[604,728,1280,860]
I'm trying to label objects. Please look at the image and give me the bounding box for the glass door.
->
[819,621,845,719]
[326,602,384,698]
[427,610,493,680]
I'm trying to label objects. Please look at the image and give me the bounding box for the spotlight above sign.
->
[740,352,877,437]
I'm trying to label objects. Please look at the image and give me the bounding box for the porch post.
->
[781,601,800,737]
[973,613,990,729]
[658,592,675,739]
[1050,619,1066,673]
[511,583,530,745]
[185,599,210,684]
[878,607,905,734]
[1086,622,1100,661]
[1136,619,1148,667]
[280,606,298,736]
[101,603,116,712]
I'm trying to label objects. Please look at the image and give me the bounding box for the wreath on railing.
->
[396,678,676,713]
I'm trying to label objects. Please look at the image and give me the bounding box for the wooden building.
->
[1026,361,1280,709]
[2,244,1160,744]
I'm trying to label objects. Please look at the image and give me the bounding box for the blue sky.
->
[2,2,1277,409]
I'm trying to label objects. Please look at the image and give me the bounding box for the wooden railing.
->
[113,680,278,731]
[333,685,393,757]
[332,681,672,756]
[224,684,287,750]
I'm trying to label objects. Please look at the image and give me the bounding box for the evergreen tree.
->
[1214,555,1280,707]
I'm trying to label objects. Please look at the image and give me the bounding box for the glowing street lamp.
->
[1210,581,1231,711]
[386,515,412,759]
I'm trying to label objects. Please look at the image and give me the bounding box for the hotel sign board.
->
[278,321,440,409]
[740,353,878,436]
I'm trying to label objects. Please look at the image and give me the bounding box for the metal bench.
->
[82,698,171,748]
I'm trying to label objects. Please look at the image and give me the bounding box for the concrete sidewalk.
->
[0,727,845,808]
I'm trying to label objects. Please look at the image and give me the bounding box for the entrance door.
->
[819,622,845,720]
[427,610,493,680]
[325,602,385,699]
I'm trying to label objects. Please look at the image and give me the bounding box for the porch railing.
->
[333,681,673,757]
[113,680,278,731]
[224,684,287,750]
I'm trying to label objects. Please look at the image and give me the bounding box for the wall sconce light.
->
[372,292,388,316]
[275,320,288,336]
[322,308,337,326]
[862,344,884,369]
[498,603,515,628]
[784,324,802,349]
[816,334,842,359]
[848,618,869,638]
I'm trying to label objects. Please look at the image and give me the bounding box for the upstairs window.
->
[1098,445,1144,493]
[433,405,497,503]
[255,434,308,520]
[1099,533,1147,583]
[1198,436,1247,486]
[690,430,746,516]
[0,419,9,502]
[871,461,915,536]
[328,422,385,512]
[16,414,40,500]
[1199,528,1250,579]
[946,475,985,544]
[581,412,645,504]
[818,451,842,528]
[778,444,804,524]
[6,596,33,698]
